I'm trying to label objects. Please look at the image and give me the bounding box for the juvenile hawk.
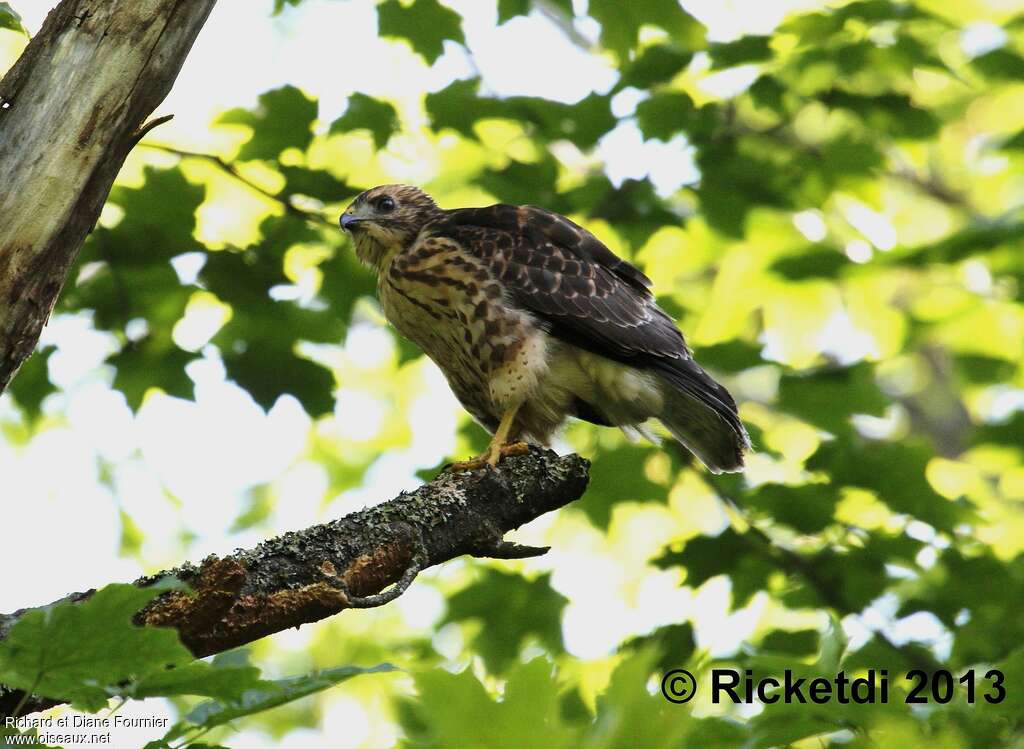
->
[340,185,750,473]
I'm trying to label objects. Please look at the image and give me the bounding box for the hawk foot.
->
[449,441,529,472]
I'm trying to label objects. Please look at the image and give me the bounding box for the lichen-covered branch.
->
[0,448,590,718]
[0,0,217,393]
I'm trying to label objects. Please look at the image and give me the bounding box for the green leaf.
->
[616,44,694,91]
[124,649,264,702]
[971,411,1024,450]
[708,35,772,69]
[278,165,359,203]
[817,90,939,139]
[749,74,787,113]
[583,648,693,749]
[497,0,529,23]
[972,48,1024,80]
[0,581,189,712]
[199,218,353,416]
[998,128,1024,152]
[745,712,836,749]
[0,2,25,33]
[582,443,665,529]
[219,86,317,161]
[893,220,1024,265]
[378,0,465,65]
[56,165,208,408]
[61,167,204,410]
[272,0,303,13]
[835,0,940,24]
[776,362,889,435]
[816,615,848,673]
[760,629,819,656]
[819,134,885,176]
[220,341,336,416]
[587,0,706,60]
[496,0,572,23]
[567,176,681,247]
[954,354,1017,385]
[635,92,697,141]
[110,337,195,409]
[84,166,206,267]
[744,483,839,534]
[692,341,764,374]
[619,623,696,672]
[899,549,1024,665]
[426,78,616,149]
[806,438,962,532]
[399,659,577,749]
[425,78,495,138]
[441,569,567,674]
[478,157,563,208]
[329,93,400,150]
[635,93,719,142]
[7,345,56,420]
[169,664,396,739]
[780,0,941,44]
[654,529,774,608]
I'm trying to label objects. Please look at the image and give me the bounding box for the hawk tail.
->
[653,359,750,474]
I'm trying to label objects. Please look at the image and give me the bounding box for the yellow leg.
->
[450,405,529,472]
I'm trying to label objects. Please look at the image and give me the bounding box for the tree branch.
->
[0,0,217,395]
[0,447,590,718]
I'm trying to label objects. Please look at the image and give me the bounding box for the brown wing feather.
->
[434,204,688,363]
[430,203,747,444]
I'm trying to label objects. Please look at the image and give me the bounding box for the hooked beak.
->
[340,213,362,231]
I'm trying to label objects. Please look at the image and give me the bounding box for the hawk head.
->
[340,184,440,268]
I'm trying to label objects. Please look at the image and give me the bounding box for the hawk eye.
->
[376,196,396,213]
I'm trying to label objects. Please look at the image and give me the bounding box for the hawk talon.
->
[449,441,529,472]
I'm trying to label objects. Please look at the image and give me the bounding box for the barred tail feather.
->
[653,359,750,474]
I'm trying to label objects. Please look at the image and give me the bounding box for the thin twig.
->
[138,142,337,228]
[130,113,174,145]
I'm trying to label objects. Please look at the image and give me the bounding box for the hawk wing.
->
[433,204,744,434]
[436,204,685,361]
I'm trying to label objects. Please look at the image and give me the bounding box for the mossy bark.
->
[0,448,590,717]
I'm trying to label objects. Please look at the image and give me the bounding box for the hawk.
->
[340,185,750,473]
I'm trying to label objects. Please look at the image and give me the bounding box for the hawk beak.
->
[340,214,362,231]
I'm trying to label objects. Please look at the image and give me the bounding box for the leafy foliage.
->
[426,78,616,149]
[0,583,393,743]
[330,93,400,150]
[378,0,465,65]
[587,0,705,60]
[0,582,191,711]
[155,663,397,747]
[219,86,317,161]
[440,569,567,674]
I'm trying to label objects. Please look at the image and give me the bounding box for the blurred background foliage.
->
[2,0,1024,746]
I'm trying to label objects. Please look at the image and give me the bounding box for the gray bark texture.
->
[0,0,217,392]
[0,448,591,718]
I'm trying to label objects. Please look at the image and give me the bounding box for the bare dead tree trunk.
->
[0,448,591,718]
[0,0,217,393]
